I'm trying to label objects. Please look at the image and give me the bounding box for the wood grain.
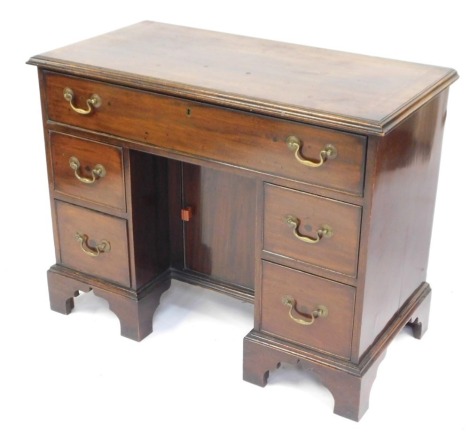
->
[353,91,449,360]
[28,21,458,134]
[30,22,458,419]
[50,132,126,211]
[260,261,355,359]
[127,150,170,289]
[263,184,362,277]
[44,72,366,196]
[182,164,256,290]
[55,201,130,287]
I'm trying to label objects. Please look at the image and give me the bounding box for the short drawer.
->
[44,72,366,195]
[260,261,355,359]
[50,133,126,211]
[263,184,361,277]
[55,201,130,287]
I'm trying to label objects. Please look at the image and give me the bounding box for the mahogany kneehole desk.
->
[28,21,458,421]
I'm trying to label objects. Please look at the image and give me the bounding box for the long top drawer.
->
[44,72,366,196]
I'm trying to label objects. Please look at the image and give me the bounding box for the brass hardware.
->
[75,232,111,257]
[63,87,101,115]
[181,207,193,222]
[286,135,337,168]
[69,156,106,184]
[282,296,328,326]
[285,215,332,244]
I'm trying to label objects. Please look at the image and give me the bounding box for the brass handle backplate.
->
[285,215,333,244]
[286,135,337,168]
[282,296,328,326]
[69,156,106,184]
[63,87,101,115]
[75,232,111,257]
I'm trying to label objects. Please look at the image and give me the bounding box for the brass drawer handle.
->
[63,87,101,115]
[69,156,106,184]
[75,232,111,257]
[285,215,333,244]
[286,135,337,168]
[282,296,328,326]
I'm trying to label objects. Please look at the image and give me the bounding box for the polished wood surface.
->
[55,201,130,286]
[47,265,170,341]
[182,164,256,290]
[245,282,432,421]
[260,262,355,359]
[29,21,457,134]
[29,22,458,421]
[353,91,449,359]
[263,184,362,277]
[127,151,170,289]
[44,72,366,196]
[50,132,126,211]
[243,330,386,421]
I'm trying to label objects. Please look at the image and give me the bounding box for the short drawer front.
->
[44,72,366,195]
[55,201,130,287]
[263,184,361,277]
[260,262,355,359]
[50,133,126,211]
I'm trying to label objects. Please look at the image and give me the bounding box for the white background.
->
[1,1,469,437]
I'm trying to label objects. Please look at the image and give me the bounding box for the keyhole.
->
[186,108,192,116]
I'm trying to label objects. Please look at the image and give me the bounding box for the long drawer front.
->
[44,72,366,195]
[55,201,131,287]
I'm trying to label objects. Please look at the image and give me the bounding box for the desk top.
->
[28,21,457,134]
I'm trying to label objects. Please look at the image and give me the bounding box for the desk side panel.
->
[354,90,449,360]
